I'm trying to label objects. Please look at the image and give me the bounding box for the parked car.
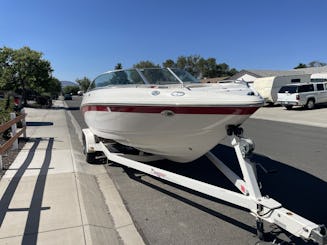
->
[13,94,23,112]
[277,82,327,110]
[64,93,73,100]
[0,91,23,112]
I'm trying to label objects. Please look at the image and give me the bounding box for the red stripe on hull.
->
[81,105,259,115]
[81,105,108,113]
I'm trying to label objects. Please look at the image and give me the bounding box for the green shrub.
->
[35,93,52,108]
[0,96,15,139]
[0,96,14,125]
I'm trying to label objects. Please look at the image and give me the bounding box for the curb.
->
[64,102,145,245]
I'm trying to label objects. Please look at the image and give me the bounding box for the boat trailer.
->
[82,128,326,244]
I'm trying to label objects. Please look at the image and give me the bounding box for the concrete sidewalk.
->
[0,101,143,245]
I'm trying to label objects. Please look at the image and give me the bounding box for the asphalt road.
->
[66,96,327,245]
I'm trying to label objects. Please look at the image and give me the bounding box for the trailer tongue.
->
[82,127,327,245]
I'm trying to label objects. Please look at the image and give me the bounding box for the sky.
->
[1,0,327,82]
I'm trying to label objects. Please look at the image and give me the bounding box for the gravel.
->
[0,137,27,179]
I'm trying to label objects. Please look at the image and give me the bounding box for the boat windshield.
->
[88,68,199,90]
[139,68,180,84]
[170,68,199,83]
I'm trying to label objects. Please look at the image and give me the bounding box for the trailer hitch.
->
[309,225,327,245]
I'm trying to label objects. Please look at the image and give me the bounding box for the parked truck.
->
[277,81,327,110]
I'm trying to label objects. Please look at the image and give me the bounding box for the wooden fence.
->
[0,109,27,169]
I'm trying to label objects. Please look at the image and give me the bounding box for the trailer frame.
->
[82,128,326,245]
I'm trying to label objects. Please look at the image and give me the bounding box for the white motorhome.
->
[253,75,310,104]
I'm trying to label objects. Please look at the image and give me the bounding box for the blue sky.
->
[1,0,326,82]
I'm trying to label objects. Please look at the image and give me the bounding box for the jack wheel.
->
[86,152,96,164]
[226,125,243,136]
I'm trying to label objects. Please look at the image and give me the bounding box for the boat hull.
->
[82,104,259,162]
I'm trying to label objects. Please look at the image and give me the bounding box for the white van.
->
[277,82,327,110]
[253,75,310,104]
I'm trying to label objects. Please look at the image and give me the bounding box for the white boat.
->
[81,68,263,162]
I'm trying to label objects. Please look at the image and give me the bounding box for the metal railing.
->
[0,109,27,169]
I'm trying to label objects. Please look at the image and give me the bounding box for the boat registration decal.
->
[82,105,259,115]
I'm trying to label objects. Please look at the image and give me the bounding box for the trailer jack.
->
[82,128,327,244]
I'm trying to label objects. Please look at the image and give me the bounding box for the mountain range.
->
[60,81,78,87]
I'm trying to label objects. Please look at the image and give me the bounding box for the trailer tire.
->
[82,130,96,164]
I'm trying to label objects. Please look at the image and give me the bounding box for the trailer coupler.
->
[310,225,327,245]
[253,199,327,245]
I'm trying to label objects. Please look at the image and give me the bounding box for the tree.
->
[46,77,62,96]
[133,60,159,68]
[294,61,327,69]
[115,63,123,70]
[0,46,53,104]
[176,55,202,77]
[62,85,80,95]
[307,61,327,67]
[76,76,91,92]
[174,55,238,78]
[228,68,238,76]
[132,55,238,79]
[198,57,219,78]
[162,59,175,68]
[216,63,231,77]
[294,63,307,69]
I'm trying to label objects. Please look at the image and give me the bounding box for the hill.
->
[61,81,78,87]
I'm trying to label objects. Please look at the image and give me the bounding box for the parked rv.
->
[253,75,310,105]
[310,73,327,83]
[277,82,327,110]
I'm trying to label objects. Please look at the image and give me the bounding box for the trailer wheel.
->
[86,152,96,164]
[82,130,96,164]
[306,99,315,110]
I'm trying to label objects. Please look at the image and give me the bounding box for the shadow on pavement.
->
[0,138,55,245]
[283,102,327,111]
[50,106,80,111]
[26,122,54,126]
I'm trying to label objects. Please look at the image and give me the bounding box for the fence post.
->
[10,113,18,150]
[21,108,27,138]
[0,155,2,170]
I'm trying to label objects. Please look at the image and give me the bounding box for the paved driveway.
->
[251,105,327,128]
